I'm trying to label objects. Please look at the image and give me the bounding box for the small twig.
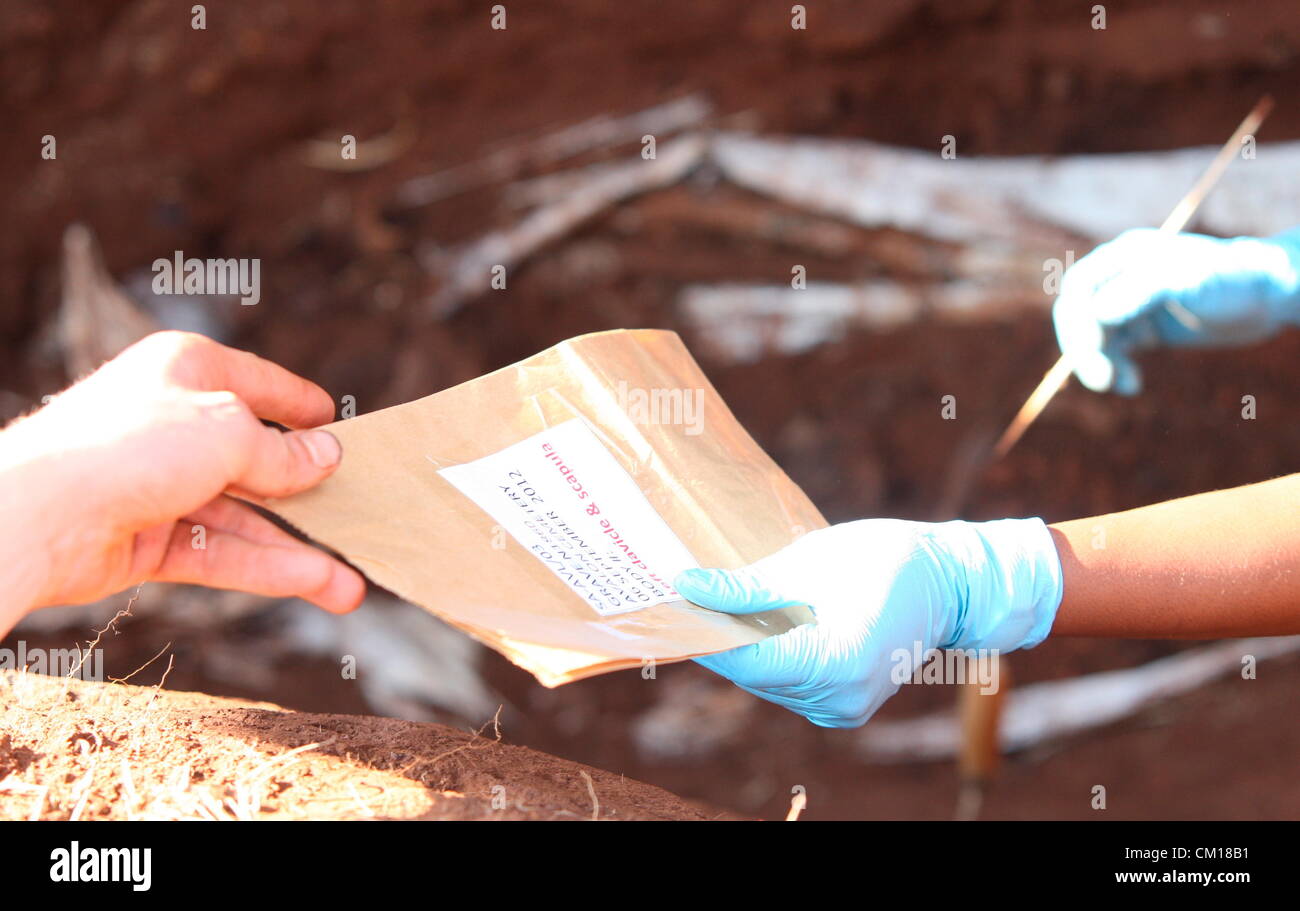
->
[109,640,173,685]
[0,775,51,821]
[118,757,139,818]
[785,789,807,822]
[45,585,144,711]
[67,738,98,821]
[578,770,600,821]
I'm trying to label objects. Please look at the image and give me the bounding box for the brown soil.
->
[3,0,1300,820]
[0,669,714,820]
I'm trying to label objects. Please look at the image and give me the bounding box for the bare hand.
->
[0,331,365,633]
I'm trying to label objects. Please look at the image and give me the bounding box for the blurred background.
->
[3,0,1299,819]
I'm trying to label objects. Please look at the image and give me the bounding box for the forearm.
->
[1048,474,1300,638]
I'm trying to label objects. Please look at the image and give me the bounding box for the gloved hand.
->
[673,518,1063,728]
[1053,227,1300,394]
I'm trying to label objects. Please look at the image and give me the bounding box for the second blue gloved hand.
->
[1053,227,1300,394]
[673,518,1063,728]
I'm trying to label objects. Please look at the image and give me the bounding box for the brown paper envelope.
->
[260,329,826,686]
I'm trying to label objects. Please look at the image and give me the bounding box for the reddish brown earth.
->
[0,669,715,820]
[2,0,1299,819]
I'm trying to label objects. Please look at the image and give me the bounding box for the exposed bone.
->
[281,594,503,726]
[58,224,159,380]
[679,280,1044,363]
[422,134,707,316]
[856,637,1300,763]
[427,131,1300,324]
[710,133,1300,244]
[398,94,712,208]
[631,671,759,762]
[302,114,417,173]
[16,591,503,728]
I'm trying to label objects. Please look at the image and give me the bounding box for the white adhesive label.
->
[438,419,699,617]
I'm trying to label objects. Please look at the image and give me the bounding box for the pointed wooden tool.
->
[992,94,1275,460]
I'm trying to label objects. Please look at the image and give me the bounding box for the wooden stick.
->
[992,94,1274,460]
[954,662,1010,821]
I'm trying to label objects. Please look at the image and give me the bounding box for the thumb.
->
[233,425,344,500]
[1054,304,1115,393]
[693,620,820,690]
[1071,348,1118,393]
[1104,347,1143,396]
[192,390,344,499]
[674,567,804,615]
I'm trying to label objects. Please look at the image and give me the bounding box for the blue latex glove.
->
[1053,227,1300,394]
[673,518,1063,728]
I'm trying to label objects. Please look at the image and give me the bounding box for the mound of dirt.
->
[0,669,716,820]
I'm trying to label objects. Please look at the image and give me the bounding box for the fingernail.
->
[301,430,341,468]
